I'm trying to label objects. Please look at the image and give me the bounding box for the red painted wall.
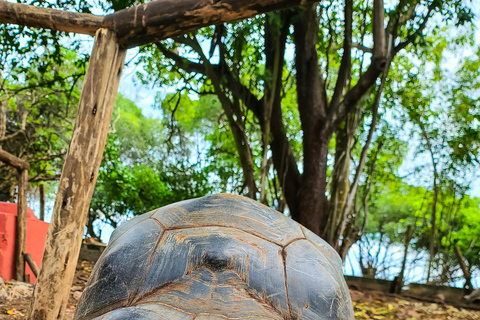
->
[0,202,49,283]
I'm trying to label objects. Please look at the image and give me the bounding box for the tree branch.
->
[361,140,384,234]
[28,153,66,163]
[189,36,259,199]
[352,42,373,53]
[330,0,353,109]
[327,0,387,132]
[260,11,291,203]
[336,58,391,243]
[395,4,434,53]
[156,42,207,74]
[373,0,386,59]
[29,174,61,183]
[294,4,328,126]
[0,100,6,140]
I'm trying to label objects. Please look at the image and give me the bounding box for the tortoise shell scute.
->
[75,194,354,320]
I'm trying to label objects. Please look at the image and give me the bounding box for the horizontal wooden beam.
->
[107,0,312,48]
[0,0,314,48]
[0,1,107,36]
[0,149,30,171]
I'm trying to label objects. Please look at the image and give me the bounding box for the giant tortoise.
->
[75,193,354,319]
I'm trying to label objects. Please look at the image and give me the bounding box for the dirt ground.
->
[350,289,480,319]
[0,261,93,319]
[0,260,479,319]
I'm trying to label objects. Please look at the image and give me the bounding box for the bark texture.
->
[1,0,319,48]
[0,149,30,171]
[39,184,45,221]
[28,28,126,320]
[0,1,105,35]
[15,169,28,281]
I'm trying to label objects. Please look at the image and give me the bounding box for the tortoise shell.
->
[75,194,353,319]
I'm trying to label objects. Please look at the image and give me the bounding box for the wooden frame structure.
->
[0,0,317,318]
[0,149,29,282]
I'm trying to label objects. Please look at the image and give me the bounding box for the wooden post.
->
[454,245,473,292]
[395,225,413,294]
[15,168,28,281]
[24,253,40,278]
[28,29,126,320]
[0,149,30,282]
[0,149,30,169]
[39,184,45,221]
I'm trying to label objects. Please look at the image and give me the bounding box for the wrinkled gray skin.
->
[75,194,354,320]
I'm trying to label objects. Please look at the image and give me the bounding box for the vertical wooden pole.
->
[395,225,413,294]
[15,168,28,281]
[28,29,126,320]
[39,184,45,221]
[0,150,30,282]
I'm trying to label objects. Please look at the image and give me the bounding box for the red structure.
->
[0,202,49,283]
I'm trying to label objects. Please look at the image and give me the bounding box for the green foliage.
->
[89,94,214,231]
[360,27,480,281]
[0,48,85,198]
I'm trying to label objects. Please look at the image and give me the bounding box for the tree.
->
[133,0,473,245]
[88,94,214,236]
[356,30,480,280]
[391,30,480,282]
[0,49,85,201]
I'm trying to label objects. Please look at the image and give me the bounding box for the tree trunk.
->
[293,5,331,236]
[338,225,359,261]
[335,59,391,248]
[423,125,438,283]
[427,175,438,282]
[454,245,473,292]
[226,115,258,199]
[29,28,126,320]
[327,112,359,246]
[0,100,5,139]
[298,135,331,236]
[361,141,384,233]
[15,169,28,281]
[328,127,351,243]
[261,11,290,204]
[86,212,98,238]
[395,225,413,294]
[39,184,45,221]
